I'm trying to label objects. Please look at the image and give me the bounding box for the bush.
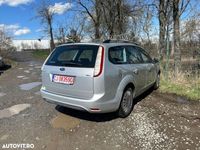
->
[0,30,16,58]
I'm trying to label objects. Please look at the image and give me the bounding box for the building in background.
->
[12,39,50,51]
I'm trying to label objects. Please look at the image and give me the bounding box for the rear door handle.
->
[133,69,138,74]
[148,64,154,72]
[148,68,152,72]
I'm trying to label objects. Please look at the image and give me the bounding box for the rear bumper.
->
[40,89,119,113]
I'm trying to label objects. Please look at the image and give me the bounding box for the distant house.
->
[12,39,50,51]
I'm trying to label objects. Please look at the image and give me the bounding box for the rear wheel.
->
[154,73,160,90]
[117,87,134,118]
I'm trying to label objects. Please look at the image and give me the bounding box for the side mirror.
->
[153,58,159,63]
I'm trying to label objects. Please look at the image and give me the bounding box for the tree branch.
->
[78,0,96,24]
[180,0,190,16]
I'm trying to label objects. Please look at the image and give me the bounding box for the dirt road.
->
[0,52,200,150]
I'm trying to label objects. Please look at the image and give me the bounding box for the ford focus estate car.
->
[41,40,160,117]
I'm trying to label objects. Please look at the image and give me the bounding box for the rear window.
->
[46,45,99,68]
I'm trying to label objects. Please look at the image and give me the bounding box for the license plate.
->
[52,74,75,85]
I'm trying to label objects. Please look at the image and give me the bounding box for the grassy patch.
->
[159,75,200,100]
[32,50,50,60]
[4,58,18,67]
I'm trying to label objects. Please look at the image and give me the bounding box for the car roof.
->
[59,42,100,47]
[58,42,138,48]
[102,42,137,47]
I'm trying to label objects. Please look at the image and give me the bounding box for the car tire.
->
[154,73,160,90]
[117,87,134,118]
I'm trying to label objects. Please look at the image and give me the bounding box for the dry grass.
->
[4,58,18,67]
[32,50,49,60]
[159,70,200,100]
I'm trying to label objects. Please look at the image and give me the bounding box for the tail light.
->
[94,46,104,77]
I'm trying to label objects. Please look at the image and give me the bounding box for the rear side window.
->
[109,46,127,64]
[109,45,153,65]
[46,45,99,68]
[126,46,143,64]
[136,47,152,63]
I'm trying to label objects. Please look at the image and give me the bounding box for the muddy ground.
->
[0,52,200,150]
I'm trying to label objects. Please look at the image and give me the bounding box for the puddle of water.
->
[0,92,6,97]
[29,62,35,67]
[17,76,25,79]
[50,113,80,131]
[29,61,41,66]
[22,77,29,80]
[19,82,41,91]
[176,97,189,104]
[24,70,30,73]
[35,66,42,69]
[18,68,23,70]
[29,68,33,71]
[0,104,31,119]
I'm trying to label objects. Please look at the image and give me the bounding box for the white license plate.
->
[52,74,75,85]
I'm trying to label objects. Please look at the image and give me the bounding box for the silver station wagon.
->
[41,40,160,117]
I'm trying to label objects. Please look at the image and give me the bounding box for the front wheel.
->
[117,87,134,118]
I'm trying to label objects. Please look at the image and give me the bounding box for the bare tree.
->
[100,0,139,38]
[35,0,55,52]
[173,0,181,76]
[181,16,200,47]
[78,0,102,39]
[143,10,152,43]
[67,28,81,42]
[156,0,174,67]
[173,0,190,77]
[158,0,169,61]
[55,14,86,44]
[76,0,153,41]
[54,25,68,45]
[0,30,12,50]
[0,30,15,57]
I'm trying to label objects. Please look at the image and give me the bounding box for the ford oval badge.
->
[60,68,65,71]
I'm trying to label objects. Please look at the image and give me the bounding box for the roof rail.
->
[103,39,130,43]
[103,39,138,45]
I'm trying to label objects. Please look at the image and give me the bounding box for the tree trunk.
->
[49,22,55,52]
[173,0,181,77]
[165,23,170,79]
[171,40,174,57]
[159,0,166,61]
[94,0,101,39]
[60,27,65,43]
[109,29,114,39]
[94,23,100,39]
[117,0,123,35]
